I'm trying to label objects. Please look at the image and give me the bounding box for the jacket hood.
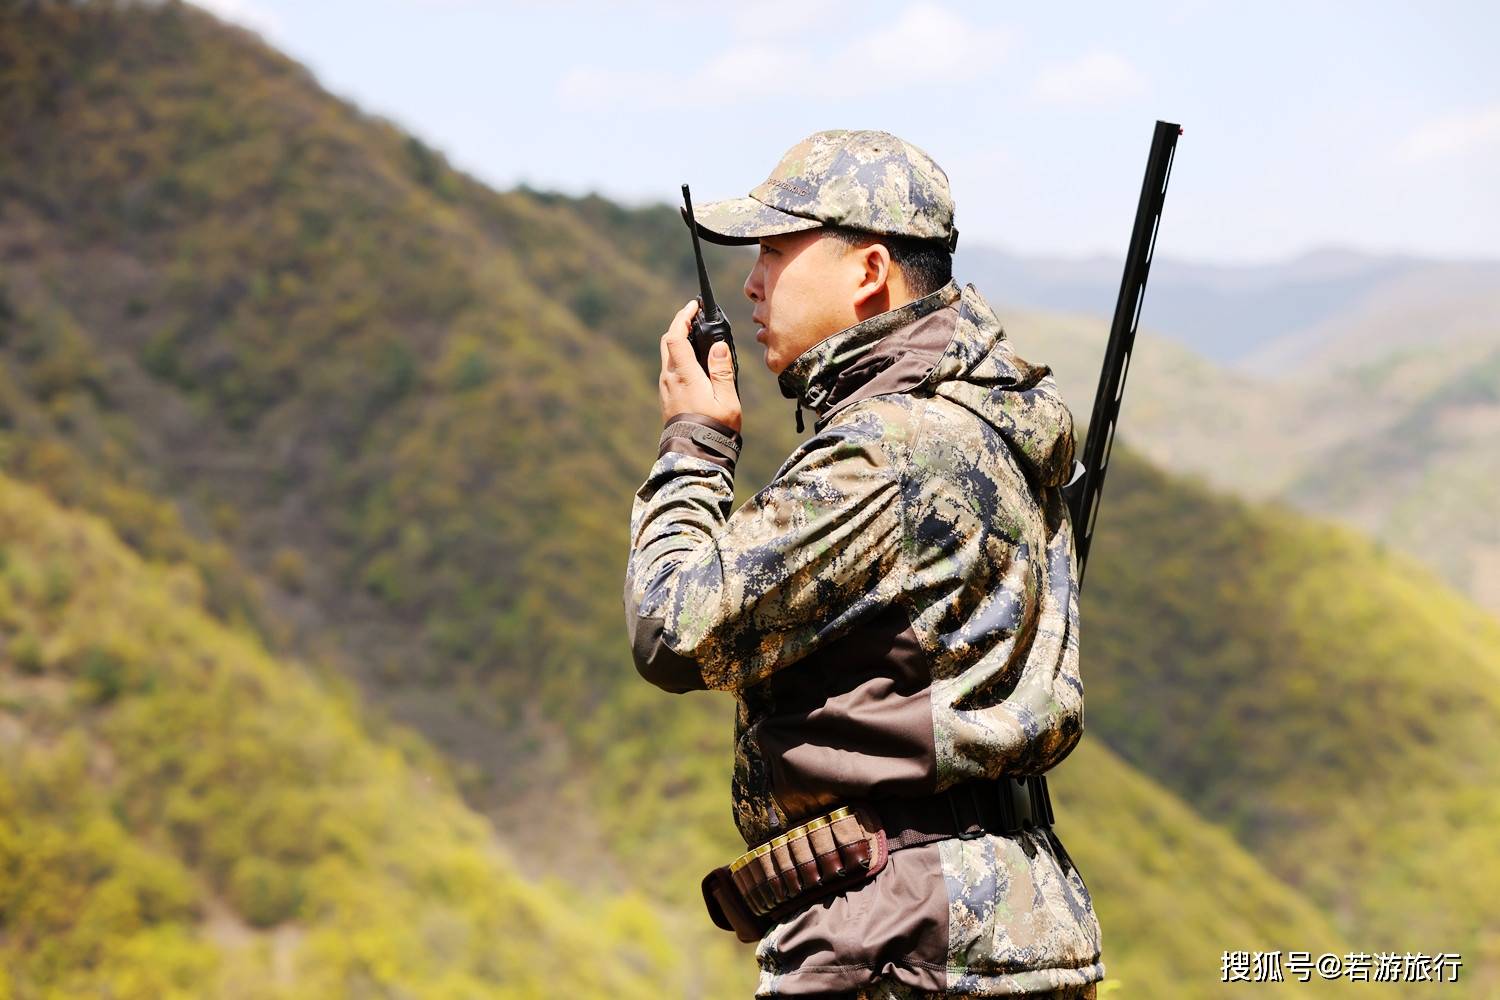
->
[778,280,1076,487]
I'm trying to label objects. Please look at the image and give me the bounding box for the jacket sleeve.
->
[624,407,905,694]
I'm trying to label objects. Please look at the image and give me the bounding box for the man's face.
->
[743,230,859,376]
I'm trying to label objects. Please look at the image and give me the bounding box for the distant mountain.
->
[1243,258,1500,375]
[959,243,1500,372]
[1002,295,1500,614]
[2,2,1497,996]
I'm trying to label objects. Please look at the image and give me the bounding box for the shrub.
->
[227,855,303,928]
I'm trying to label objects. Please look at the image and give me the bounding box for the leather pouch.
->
[702,864,768,943]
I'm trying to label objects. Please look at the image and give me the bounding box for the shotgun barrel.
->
[1063,120,1183,590]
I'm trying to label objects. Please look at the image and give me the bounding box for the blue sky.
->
[197,0,1499,265]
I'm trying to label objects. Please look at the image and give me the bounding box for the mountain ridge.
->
[958,241,1500,372]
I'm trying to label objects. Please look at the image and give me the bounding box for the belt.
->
[884,771,1054,849]
[701,774,1054,943]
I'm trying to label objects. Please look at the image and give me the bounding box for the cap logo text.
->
[768,178,814,197]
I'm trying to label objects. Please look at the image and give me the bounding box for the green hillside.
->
[0,471,716,998]
[1051,742,1358,998]
[0,473,1358,1000]
[1084,450,1500,990]
[2,2,1497,996]
[0,0,775,893]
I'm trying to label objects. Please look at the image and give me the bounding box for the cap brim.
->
[688,196,824,246]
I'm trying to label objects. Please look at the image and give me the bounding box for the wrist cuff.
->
[659,412,742,472]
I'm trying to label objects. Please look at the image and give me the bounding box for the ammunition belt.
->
[701,774,1054,943]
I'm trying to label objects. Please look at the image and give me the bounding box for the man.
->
[623,130,1103,999]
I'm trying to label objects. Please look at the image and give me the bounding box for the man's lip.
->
[755,326,766,342]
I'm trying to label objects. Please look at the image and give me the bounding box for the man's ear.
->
[851,242,891,310]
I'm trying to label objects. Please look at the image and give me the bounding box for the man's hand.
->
[659,299,741,432]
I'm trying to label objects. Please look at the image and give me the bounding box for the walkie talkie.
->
[680,184,739,392]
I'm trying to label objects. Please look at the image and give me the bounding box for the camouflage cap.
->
[691,129,958,251]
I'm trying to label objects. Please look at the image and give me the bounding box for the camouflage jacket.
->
[624,280,1104,996]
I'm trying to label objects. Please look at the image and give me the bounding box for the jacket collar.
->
[777,279,963,428]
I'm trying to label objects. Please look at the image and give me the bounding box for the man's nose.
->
[743,262,762,303]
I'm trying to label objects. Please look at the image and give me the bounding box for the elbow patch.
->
[630,612,708,694]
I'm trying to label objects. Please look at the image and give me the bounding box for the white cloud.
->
[845,3,1011,78]
[1030,51,1146,106]
[188,0,284,41]
[1398,105,1500,163]
[726,0,841,41]
[557,2,1013,111]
